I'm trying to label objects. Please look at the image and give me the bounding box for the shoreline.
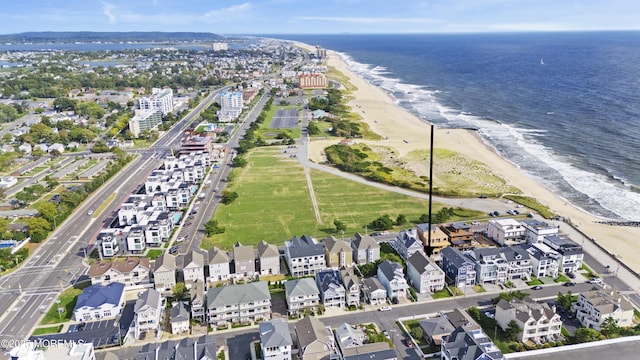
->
[302,44,640,273]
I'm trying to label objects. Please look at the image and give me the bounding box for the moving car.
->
[378,306,392,312]
[87,210,94,216]
[564,281,576,287]
[176,236,186,243]
[531,285,543,290]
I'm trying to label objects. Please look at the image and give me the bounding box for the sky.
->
[0,0,639,35]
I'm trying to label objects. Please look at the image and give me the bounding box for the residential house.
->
[257,240,281,276]
[495,298,562,344]
[419,317,455,346]
[316,269,346,309]
[285,278,320,316]
[521,219,559,244]
[294,316,338,360]
[18,142,32,155]
[361,277,387,305]
[340,268,361,307]
[466,247,508,284]
[406,252,445,294]
[334,323,366,351]
[417,223,450,254]
[134,288,164,339]
[377,260,408,301]
[170,301,191,335]
[441,326,504,360]
[207,246,231,283]
[343,348,396,360]
[260,319,293,360]
[233,242,256,279]
[206,282,271,326]
[440,246,476,288]
[323,236,353,268]
[107,335,216,360]
[394,229,425,260]
[48,143,65,154]
[284,235,326,278]
[350,233,380,265]
[524,243,560,278]
[182,249,206,288]
[73,282,125,322]
[88,257,151,289]
[572,289,634,330]
[487,218,526,246]
[502,246,532,281]
[440,222,474,250]
[542,235,584,274]
[190,281,206,324]
[153,252,176,292]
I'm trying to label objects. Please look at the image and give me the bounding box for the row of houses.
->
[98,152,211,257]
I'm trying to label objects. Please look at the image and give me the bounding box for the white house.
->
[285,278,321,316]
[521,219,559,244]
[260,319,293,360]
[170,301,191,335]
[406,252,445,294]
[488,218,526,246]
[377,260,408,301]
[88,257,151,289]
[182,249,206,288]
[572,289,635,330]
[0,176,17,188]
[207,246,231,283]
[495,298,562,344]
[134,288,164,339]
[73,283,125,322]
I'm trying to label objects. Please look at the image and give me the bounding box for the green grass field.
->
[201,146,483,251]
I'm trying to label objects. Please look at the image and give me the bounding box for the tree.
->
[307,121,321,135]
[419,214,430,223]
[396,214,407,226]
[505,320,522,342]
[232,156,247,168]
[368,215,394,231]
[37,202,59,223]
[573,327,602,343]
[91,140,110,153]
[556,291,574,311]
[410,326,424,340]
[220,191,238,205]
[25,217,51,242]
[204,219,225,236]
[172,282,188,300]
[333,219,347,232]
[600,317,620,337]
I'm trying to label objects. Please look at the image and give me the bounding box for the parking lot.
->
[269,108,299,128]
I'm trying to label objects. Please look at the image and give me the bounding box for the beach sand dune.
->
[314,49,640,272]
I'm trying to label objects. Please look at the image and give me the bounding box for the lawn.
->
[527,277,544,286]
[40,282,90,325]
[147,249,164,260]
[431,288,453,299]
[32,325,63,335]
[201,146,481,251]
[555,274,570,283]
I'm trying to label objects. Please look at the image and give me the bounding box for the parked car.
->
[567,272,576,279]
[564,281,576,287]
[184,222,192,226]
[589,278,603,285]
[169,246,179,255]
[531,285,543,290]
[379,231,389,235]
[378,306,392,312]
[176,237,186,243]
[484,311,495,319]
[382,330,391,340]
[404,338,413,347]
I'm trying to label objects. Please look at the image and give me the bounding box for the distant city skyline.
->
[0,0,639,35]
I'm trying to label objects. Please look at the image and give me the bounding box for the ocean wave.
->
[336,48,640,221]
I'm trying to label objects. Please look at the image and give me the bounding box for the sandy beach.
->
[305,48,640,273]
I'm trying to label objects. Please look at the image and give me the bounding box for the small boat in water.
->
[540,58,545,65]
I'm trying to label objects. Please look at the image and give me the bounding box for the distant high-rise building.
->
[315,45,327,59]
[299,73,328,89]
[217,91,243,122]
[137,87,174,115]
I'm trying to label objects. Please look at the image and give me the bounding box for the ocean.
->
[267,32,640,222]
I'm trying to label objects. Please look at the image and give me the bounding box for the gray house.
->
[350,233,380,264]
[316,269,346,309]
[285,235,326,278]
[153,252,176,292]
[257,240,281,276]
[170,301,190,335]
[259,319,293,360]
[206,282,271,326]
[233,242,256,279]
[361,277,387,305]
[285,278,321,316]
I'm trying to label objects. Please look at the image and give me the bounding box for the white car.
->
[378,306,392,312]
[589,278,603,285]
[176,236,186,243]
[87,210,94,216]
[379,231,389,235]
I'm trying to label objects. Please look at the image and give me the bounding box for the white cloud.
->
[101,1,117,23]
[202,3,252,21]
